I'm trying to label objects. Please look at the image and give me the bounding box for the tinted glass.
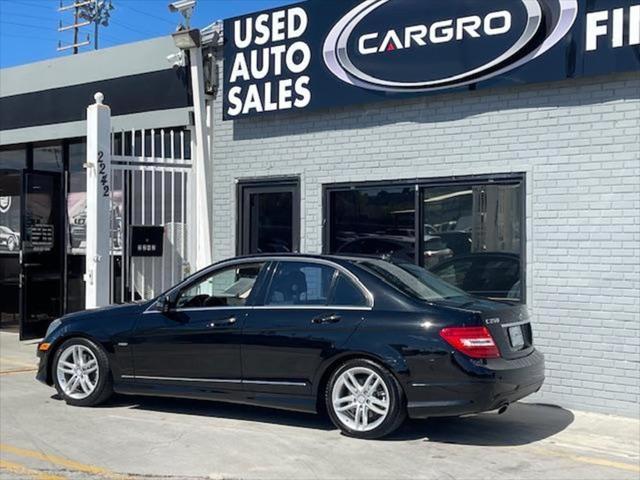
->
[249,191,294,254]
[33,144,63,172]
[67,142,87,254]
[330,186,415,261]
[0,148,26,170]
[358,259,469,302]
[66,142,87,313]
[331,273,367,307]
[22,172,64,338]
[177,262,265,309]
[266,262,335,306]
[0,171,21,330]
[424,183,523,301]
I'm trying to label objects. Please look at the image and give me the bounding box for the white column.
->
[85,92,112,309]
[189,45,213,271]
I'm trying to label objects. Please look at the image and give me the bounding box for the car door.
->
[129,260,268,393]
[241,260,371,396]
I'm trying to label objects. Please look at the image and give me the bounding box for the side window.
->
[330,273,368,307]
[265,262,335,306]
[176,262,265,309]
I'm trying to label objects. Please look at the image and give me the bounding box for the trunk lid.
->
[432,296,533,360]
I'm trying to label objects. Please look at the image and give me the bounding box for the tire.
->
[325,359,406,439]
[7,236,16,252]
[52,338,113,407]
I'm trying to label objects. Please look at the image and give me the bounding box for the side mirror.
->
[161,294,175,314]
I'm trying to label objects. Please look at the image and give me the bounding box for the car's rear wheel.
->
[326,359,406,439]
[53,338,113,407]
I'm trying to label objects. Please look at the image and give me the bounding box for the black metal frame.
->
[236,177,301,256]
[322,172,527,303]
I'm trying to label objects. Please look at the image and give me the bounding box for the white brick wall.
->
[210,71,640,417]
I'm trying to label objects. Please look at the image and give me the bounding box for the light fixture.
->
[171,28,201,49]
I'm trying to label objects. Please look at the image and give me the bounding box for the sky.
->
[0,0,299,68]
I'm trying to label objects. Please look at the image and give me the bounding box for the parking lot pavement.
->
[1,331,639,480]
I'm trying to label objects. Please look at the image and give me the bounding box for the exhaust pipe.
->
[497,403,509,415]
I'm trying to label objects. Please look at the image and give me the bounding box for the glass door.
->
[0,171,22,332]
[239,180,300,255]
[20,171,64,340]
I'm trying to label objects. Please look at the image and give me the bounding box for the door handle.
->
[208,317,237,328]
[312,314,342,325]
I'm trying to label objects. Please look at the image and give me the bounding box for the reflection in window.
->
[327,179,524,303]
[177,263,265,309]
[266,262,335,306]
[331,274,367,307]
[34,144,63,172]
[330,187,415,263]
[0,148,26,170]
[424,184,523,301]
[246,190,294,254]
[68,142,87,254]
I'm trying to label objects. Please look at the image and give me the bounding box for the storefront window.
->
[0,147,26,170]
[34,144,63,172]
[424,183,523,301]
[66,141,86,313]
[0,168,22,329]
[68,142,87,253]
[326,177,524,302]
[329,186,415,263]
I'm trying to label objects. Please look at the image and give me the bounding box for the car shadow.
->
[84,394,573,445]
[102,394,336,431]
[386,403,575,445]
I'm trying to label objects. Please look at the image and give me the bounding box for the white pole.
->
[189,45,212,270]
[85,92,112,309]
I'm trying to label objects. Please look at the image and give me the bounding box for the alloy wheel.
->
[56,345,99,400]
[331,366,390,432]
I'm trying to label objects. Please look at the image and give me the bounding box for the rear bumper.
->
[406,349,545,418]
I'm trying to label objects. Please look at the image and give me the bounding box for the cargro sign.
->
[223,0,640,119]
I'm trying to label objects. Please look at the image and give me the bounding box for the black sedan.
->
[36,254,544,439]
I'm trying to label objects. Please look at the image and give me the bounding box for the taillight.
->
[440,326,500,359]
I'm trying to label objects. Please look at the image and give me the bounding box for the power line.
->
[3,0,57,12]
[1,12,56,23]
[108,18,164,38]
[0,20,55,31]
[0,33,58,42]
[118,3,176,27]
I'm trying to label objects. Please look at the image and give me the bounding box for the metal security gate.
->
[109,127,193,303]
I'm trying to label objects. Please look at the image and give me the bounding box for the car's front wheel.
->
[326,359,406,439]
[53,338,113,407]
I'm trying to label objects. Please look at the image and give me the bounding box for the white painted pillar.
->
[85,92,112,309]
[189,45,213,270]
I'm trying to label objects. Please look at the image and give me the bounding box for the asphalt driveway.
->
[1,331,638,480]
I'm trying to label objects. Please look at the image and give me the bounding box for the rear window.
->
[358,259,470,302]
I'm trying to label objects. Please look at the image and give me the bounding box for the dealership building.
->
[0,0,638,417]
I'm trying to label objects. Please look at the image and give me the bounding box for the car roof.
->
[224,253,363,263]
[215,253,403,270]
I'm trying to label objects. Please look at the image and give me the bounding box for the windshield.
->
[357,259,470,302]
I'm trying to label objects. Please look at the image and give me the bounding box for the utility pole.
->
[58,0,92,54]
[79,0,115,51]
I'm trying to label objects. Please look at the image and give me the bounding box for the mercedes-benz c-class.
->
[37,254,544,439]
